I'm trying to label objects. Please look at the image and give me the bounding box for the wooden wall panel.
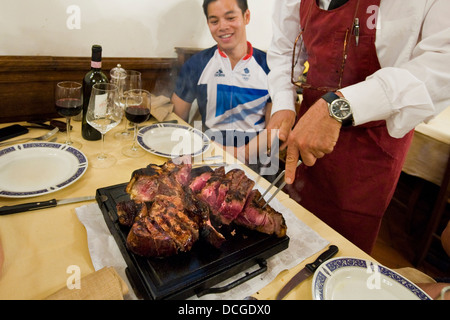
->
[0,56,178,123]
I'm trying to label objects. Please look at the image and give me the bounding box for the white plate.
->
[137,123,210,158]
[0,142,88,198]
[312,257,432,300]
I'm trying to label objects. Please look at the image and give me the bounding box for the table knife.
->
[275,245,339,300]
[0,196,95,215]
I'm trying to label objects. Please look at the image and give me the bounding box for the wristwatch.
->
[322,92,353,127]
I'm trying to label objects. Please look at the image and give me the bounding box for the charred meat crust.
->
[117,156,287,257]
[235,190,287,238]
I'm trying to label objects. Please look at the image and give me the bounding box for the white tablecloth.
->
[403,106,450,186]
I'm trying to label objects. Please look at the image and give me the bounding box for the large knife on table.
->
[276,245,339,300]
[0,196,96,215]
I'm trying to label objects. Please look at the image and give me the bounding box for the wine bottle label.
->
[91,61,102,68]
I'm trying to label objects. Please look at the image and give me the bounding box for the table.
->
[402,106,450,266]
[0,113,375,300]
[403,106,450,187]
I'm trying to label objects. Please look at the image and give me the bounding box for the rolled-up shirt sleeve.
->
[267,0,302,115]
[341,0,450,138]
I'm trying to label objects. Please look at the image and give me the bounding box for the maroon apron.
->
[284,0,414,253]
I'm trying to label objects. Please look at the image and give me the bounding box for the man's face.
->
[206,0,250,54]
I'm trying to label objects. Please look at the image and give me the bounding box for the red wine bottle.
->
[81,45,109,141]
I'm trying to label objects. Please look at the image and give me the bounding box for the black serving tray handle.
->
[195,259,268,298]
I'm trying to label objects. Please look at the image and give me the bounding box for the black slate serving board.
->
[96,182,289,300]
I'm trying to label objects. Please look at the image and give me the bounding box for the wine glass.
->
[122,89,151,158]
[114,70,142,140]
[55,81,83,149]
[86,83,123,168]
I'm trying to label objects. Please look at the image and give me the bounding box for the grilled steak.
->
[182,185,226,248]
[126,156,191,202]
[219,169,255,224]
[195,167,255,224]
[127,194,199,257]
[189,168,213,193]
[125,164,162,202]
[235,190,287,238]
[116,200,148,227]
[118,157,225,257]
[117,157,287,258]
[196,167,226,213]
[127,217,178,257]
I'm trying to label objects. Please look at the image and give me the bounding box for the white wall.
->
[0,0,275,57]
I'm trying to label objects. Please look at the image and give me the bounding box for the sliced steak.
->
[235,190,287,238]
[189,170,213,193]
[218,169,255,224]
[197,167,227,214]
[196,167,254,225]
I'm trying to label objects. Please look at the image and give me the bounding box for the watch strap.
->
[322,92,353,127]
[322,91,340,104]
[341,113,353,127]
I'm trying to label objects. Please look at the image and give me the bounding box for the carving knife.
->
[276,245,339,300]
[0,196,96,215]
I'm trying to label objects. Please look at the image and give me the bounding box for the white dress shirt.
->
[268,0,450,138]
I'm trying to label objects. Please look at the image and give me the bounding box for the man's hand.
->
[266,110,296,150]
[284,99,342,184]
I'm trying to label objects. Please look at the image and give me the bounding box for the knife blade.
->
[0,196,95,215]
[275,245,339,300]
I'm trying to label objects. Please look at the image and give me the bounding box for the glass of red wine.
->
[55,81,83,149]
[122,89,151,158]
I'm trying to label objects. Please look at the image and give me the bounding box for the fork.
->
[0,127,59,147]
[261,159,303,208]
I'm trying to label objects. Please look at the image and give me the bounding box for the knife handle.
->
[305,245,339,273]
[0,199,57,215]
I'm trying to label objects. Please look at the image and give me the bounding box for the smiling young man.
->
[204,0,250,69]
[171,0,272,150]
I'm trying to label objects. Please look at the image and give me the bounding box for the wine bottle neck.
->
[91,60,102,70]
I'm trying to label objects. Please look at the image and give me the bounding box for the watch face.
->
[331,99,351,120]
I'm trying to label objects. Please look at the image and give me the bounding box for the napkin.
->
[44,267,129,300]
[151,95,173,122]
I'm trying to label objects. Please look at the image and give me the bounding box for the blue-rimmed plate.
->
[137,123,210,158]
[0,142,88,198]
[312,257,432,300]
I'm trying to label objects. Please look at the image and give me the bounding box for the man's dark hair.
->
[202,0,248,17]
